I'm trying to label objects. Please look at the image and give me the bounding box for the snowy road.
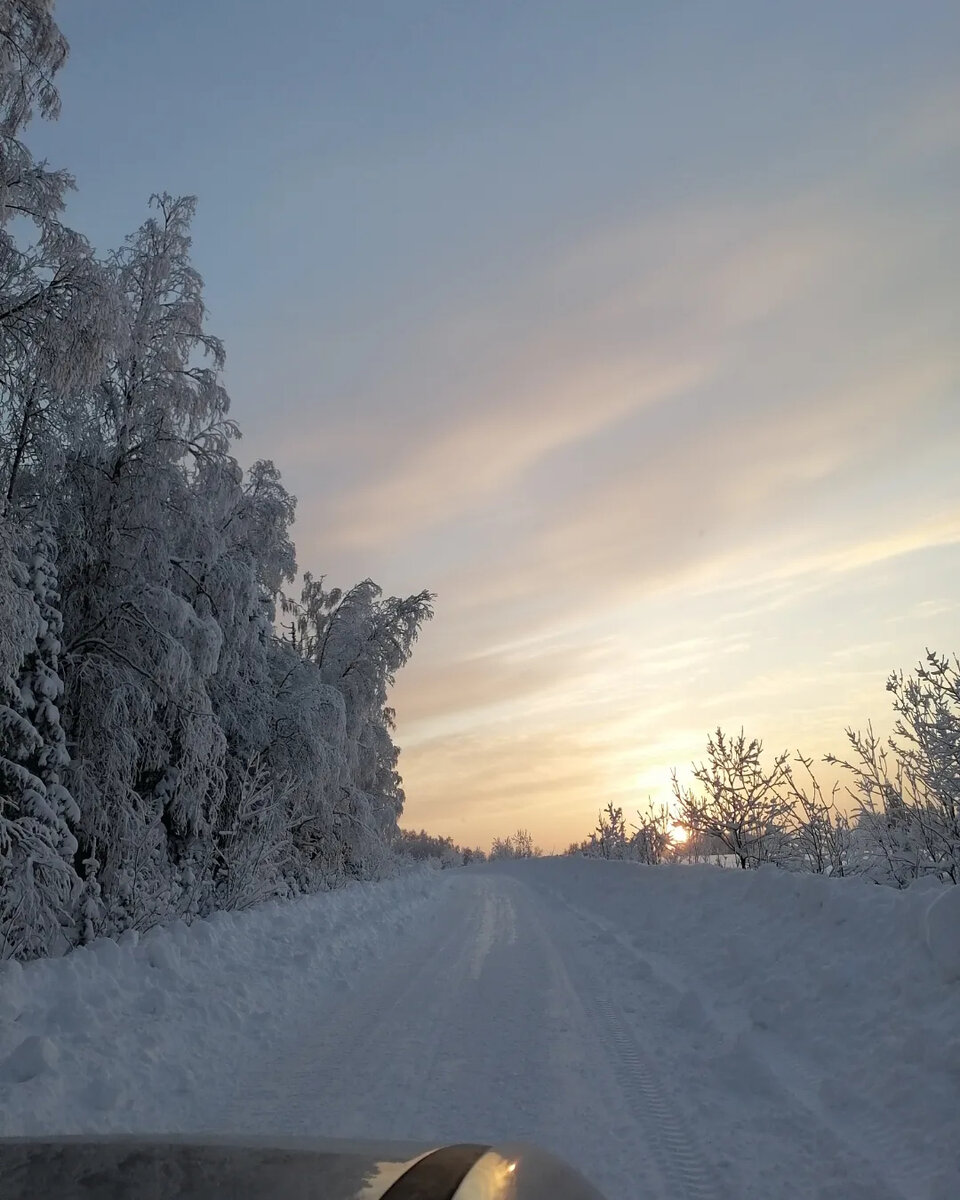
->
[204,864,956,1200]
[2,860,957,1199]
[216,870,681,1197]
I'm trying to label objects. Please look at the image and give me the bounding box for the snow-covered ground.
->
[0,859,957,1199]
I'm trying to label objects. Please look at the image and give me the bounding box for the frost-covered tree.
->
[782,753,851,876]
[0,523,31,696]
[179,455,299,904]
[886,652,960,883]
[630,802,673,865]
[265,644,350,888]
[589,803,629,859]
[0,1,98,956]
[0,2,113,515]
[281,576,434,879]
[55,195,234,930]
[827,725,925,887]
[212,750,295,910]
[576,801,673,864]
[673,729,793,869]
[489,829,542,860]
[0,523,78,957]
[511,828,541,858]
[827,652,960,886]
[17,524,76,844]
[395,828,465,869]
[0,1,64,131]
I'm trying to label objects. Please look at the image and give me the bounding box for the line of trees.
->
[0,2,434,960]
[392,827,542,868]
[569,651,960,887]
[566,802,676,865]
[395,828,488,869]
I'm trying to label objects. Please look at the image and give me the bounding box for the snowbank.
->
[514,857,960,1059]
[499,857,959,1196]
[0,869,455,1135]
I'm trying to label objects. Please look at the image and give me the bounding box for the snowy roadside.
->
[502,858,960,1197]
[0,868,456,1135]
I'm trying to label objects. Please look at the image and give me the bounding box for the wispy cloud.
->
[237,23,960,849]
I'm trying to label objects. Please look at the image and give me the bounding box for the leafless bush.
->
[782,753,852,876]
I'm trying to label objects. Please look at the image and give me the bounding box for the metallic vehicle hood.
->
[0,1135,606,1199]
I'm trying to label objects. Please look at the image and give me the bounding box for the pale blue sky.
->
[35,2,960,847]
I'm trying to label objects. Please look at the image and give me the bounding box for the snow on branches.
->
[571,656,960,887]
[0,3,434,957]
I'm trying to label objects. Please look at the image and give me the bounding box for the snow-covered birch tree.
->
[55,195,235,931]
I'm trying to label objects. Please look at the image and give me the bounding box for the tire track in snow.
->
[532,894,726,1200]
[543,886,912,1200]
[583,990,722,1200]
[506,884,664,1200]
[573,908,922,1198]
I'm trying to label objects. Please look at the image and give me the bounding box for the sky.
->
[32,1,960,851]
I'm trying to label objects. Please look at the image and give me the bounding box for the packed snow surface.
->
[0,859,957,1199]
